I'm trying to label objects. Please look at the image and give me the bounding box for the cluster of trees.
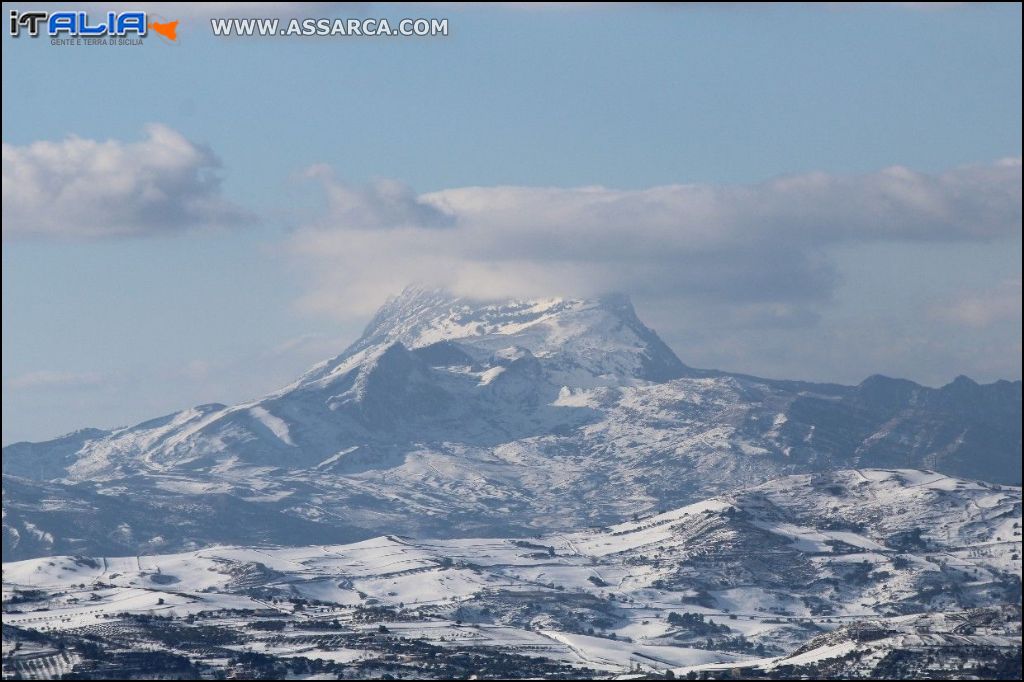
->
[667,611,731,636]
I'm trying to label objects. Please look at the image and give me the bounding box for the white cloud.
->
[933,279,1023,328]
[4,370,103,391]
[289,159,1022,318]
[304,165,453,230]
[2,124,252,240]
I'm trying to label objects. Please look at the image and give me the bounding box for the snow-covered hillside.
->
[3,470,1020,679]
[3,287,1021,561]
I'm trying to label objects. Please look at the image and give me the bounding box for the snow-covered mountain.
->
[3,470,1020,679]
[3,287,1021,560]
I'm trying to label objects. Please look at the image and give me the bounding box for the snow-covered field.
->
[4,469,1020,679]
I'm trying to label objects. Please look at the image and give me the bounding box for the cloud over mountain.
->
[291,158,1022,317]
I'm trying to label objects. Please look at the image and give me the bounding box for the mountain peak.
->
[297,287,688,388]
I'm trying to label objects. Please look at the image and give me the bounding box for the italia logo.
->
[8,10,178,42]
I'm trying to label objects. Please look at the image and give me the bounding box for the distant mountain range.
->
[3,287,1021,560]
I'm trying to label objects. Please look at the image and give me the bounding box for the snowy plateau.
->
[2,287,1022,679]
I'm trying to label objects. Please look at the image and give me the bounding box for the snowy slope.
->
[3,470,1020,679]
[3,287,1021,560]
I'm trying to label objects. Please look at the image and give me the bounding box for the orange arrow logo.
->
[150,19,178,41]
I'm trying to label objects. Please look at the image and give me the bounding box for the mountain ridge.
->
[2,287,1021,561]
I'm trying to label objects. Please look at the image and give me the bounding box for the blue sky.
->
[2,2,1021,444]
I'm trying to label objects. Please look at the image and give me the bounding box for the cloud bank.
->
[3,370,103,391]
[934,278,1023,328]
[2,124,252,240]
[290,158,1022,319]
